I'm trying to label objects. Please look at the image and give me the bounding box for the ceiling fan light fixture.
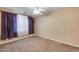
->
[32,7,45,15]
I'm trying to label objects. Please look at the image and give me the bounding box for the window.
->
[17,15,29,36]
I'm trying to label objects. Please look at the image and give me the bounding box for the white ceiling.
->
[0,7,64,17]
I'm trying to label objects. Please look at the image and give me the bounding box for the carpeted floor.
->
[0,36,79,52]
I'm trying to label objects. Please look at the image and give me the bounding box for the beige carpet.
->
[0,36,79,52]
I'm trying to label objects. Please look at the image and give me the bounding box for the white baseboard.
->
[1,34,79,48]
[36,35,79,48]
[0,34,36,45]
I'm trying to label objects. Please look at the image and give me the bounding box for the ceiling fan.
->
[32,7,45,15]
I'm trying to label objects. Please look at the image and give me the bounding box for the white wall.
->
[35,8,79,47]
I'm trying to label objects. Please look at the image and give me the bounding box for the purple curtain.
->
[28,16,34,34]
[1,12,8,39]
[13,14,17,37]
[1,11,17,40]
